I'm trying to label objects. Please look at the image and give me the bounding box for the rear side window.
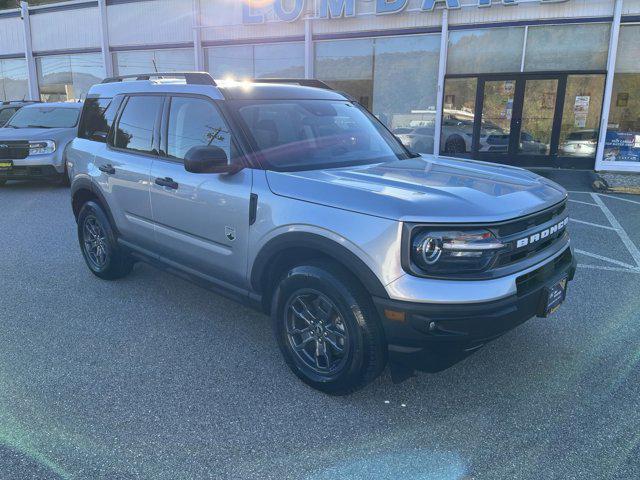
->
[166,96,233,161]
[79,97,122,143]
[113,96,163,155]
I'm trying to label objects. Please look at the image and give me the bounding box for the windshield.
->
[6,106,80,129]
[231,100,414,171]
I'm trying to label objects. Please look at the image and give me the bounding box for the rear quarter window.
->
[79,96,122,143]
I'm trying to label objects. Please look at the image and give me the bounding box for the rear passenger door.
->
[96,95,163,249]
[149,95,252,289]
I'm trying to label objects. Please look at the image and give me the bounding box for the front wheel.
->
[77,201,133,280]
[271,262,387,395]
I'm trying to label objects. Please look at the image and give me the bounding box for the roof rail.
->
[101,72,217,86]
[250,78,333,90]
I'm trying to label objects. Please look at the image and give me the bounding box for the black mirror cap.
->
[183,145,241,174]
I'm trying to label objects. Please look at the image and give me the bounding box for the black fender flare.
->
[70,178,118,233]
[250,232,389,299]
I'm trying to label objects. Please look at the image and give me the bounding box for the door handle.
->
[155,177,178,189]
[99,164,115,175]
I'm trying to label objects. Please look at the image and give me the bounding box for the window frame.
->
[107,93,165,158]
[157,93,248,168]
[78,94,124,143]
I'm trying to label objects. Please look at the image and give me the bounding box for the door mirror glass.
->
[183,145,240,174]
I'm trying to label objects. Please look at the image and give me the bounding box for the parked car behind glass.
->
[0,102,82,186]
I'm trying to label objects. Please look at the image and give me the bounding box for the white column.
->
[433,9,449,157]
[20,1,39,101]
[98,0,113,77]
[304,18,313,79]
[595,0,623,172]
[192,0,205,71]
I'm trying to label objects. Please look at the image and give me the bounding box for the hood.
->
[266,155,567,223]
[0,127,75,141]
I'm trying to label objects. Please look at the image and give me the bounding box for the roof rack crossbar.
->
[250,78,333,90]
[101,72,217,86]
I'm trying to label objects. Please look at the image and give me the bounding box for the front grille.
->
[516,247,573,296]
[496,202,567,237]
[492,201,568,269]
[0,141,29,160]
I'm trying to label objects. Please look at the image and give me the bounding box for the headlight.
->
[411,229,505,276]
[29,140,56,156]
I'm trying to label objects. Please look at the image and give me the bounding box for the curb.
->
[592,173,640,195]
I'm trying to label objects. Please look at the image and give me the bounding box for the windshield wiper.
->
[25,125,53,129]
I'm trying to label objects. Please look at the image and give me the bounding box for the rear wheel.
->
[77,201,133,280]
[272,262,387,395]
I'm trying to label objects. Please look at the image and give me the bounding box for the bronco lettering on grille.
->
[515,217,568,249]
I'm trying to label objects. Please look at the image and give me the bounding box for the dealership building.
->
[0,0,639,172]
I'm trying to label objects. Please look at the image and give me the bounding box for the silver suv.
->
[67,73,576,395]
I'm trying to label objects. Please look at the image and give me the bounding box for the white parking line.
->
[577,264,640,274]
[597,193,640,206]
[568,199,599,207]
[591,193,640,268]
[570,219,618,231]
[574,249,639,270]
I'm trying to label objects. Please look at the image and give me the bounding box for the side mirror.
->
[183,145,241,174]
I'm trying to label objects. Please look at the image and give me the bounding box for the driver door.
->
[149,95,252,289]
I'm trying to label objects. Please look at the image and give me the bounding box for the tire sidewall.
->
[272,264,374,393]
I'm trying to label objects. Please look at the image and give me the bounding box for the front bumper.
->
[374,246,577,370]
[0,164,62,180]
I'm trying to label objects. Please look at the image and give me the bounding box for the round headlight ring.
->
[419,236,442,265]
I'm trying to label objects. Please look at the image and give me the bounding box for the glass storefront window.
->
[0,58,29,101]
[372,35,440,153]
[315,39,374,108]
[36,53,105,102]
[558,74,605,162]
[315,35,440,154]
[206,43,304,80]
[254,43,304,78]
[113,48,194,76]
[525,24,610,72]
[604,25,640,163]
[447,27,525,75]
[440,78,477,156]
[207,45,253,79]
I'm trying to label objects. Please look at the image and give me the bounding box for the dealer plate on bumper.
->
[539,276,568,318]
[0,161,12,171]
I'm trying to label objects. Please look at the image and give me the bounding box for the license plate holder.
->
[539,276,568,318]
[0,160,12,171]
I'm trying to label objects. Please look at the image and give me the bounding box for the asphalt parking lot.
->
[1,180,639,480]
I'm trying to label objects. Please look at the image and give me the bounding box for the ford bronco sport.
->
[67,73,576,395]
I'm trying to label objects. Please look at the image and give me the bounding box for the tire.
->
[77,201,133,280]
[271,261,387,395]
[444,136,466,155]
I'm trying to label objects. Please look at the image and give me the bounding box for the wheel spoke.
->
[285,289,351,375]
[315,296,334,323]
[324,335,344,354]
[291,296,317,325]
[293,333,314,351]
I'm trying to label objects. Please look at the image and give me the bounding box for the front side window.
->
[114,96,163,154]
[232,99,412,171]
[166,96,232,161]
[6,106,80,129]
